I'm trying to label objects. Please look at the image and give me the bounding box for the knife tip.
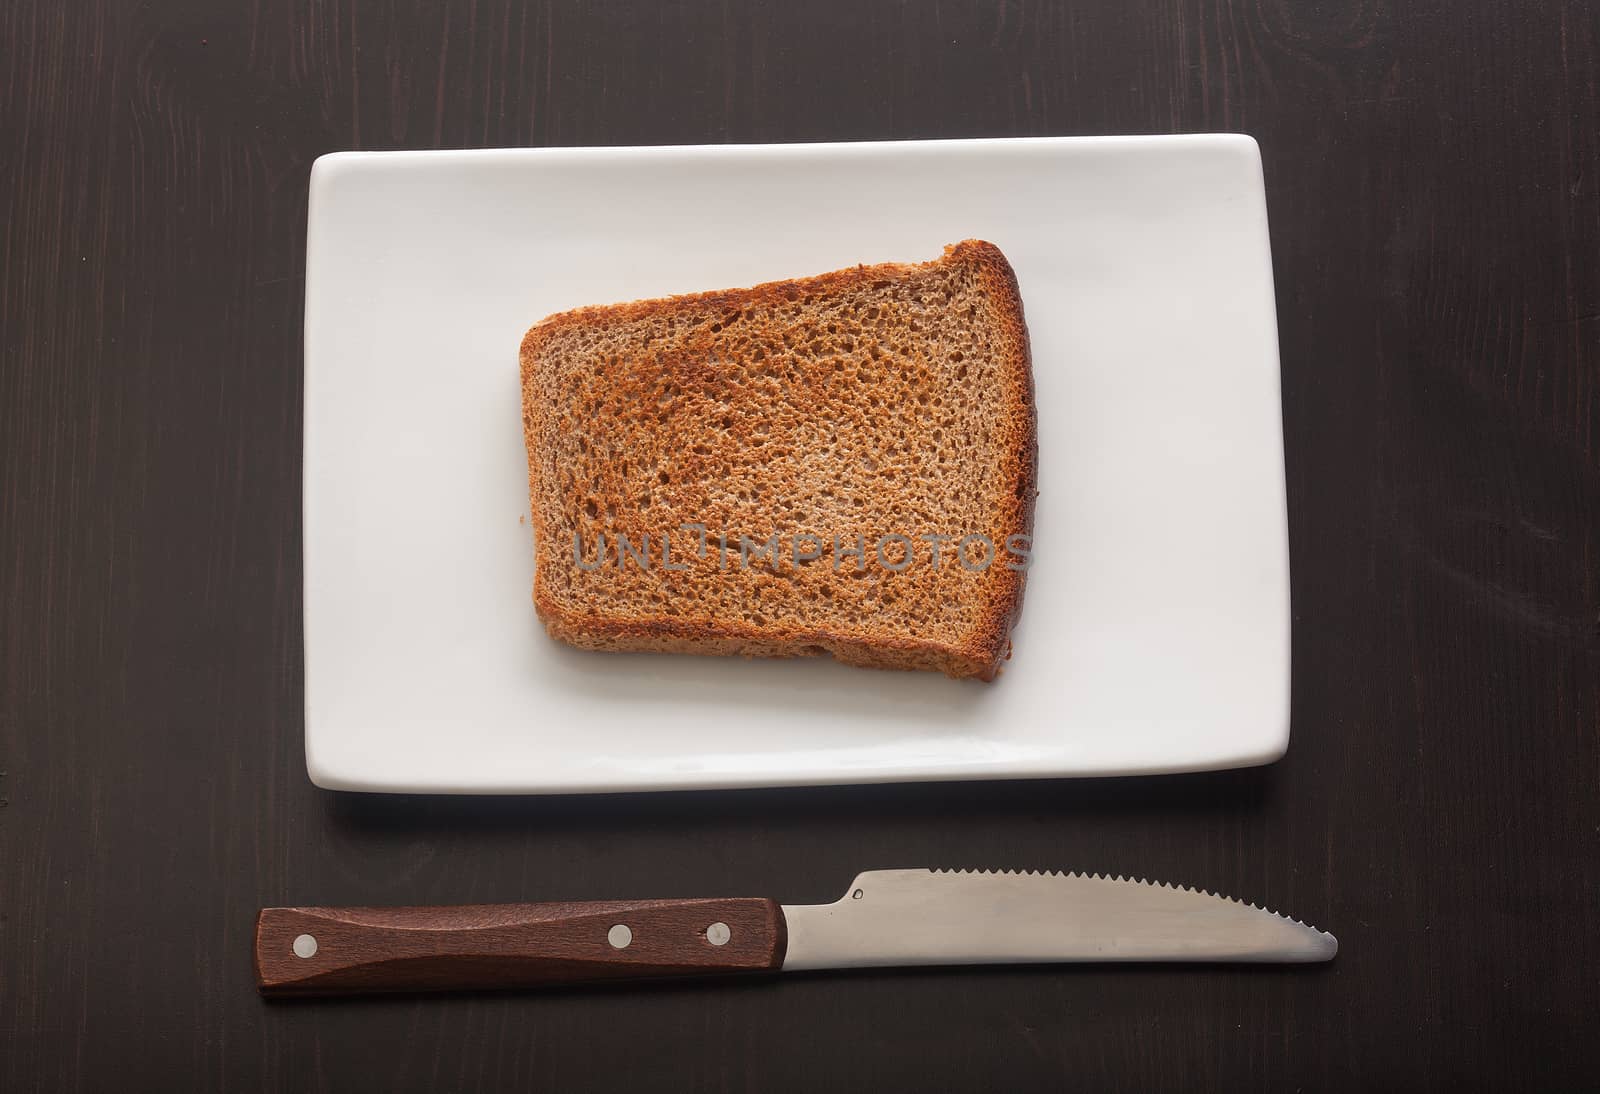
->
[1297,926,1338,962]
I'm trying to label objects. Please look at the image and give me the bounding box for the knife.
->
[255,869,1336,996]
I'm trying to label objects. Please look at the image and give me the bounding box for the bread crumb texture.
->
[520,241,1037,681]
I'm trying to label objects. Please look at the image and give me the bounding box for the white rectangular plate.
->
[304,135,1289,793]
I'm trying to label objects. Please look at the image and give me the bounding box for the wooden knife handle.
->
[255,898,787,997]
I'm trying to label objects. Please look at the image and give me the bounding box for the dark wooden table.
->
[4,1,1597,1090]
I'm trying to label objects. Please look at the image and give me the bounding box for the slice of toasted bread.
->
[519,240,1036,681]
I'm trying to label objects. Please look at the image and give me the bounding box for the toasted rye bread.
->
[519,240,1037,681]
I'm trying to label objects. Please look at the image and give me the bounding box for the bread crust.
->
[520,241,1037,681]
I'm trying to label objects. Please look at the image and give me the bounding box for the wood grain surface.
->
[2,0,1596,1090]
[255,898,788,995]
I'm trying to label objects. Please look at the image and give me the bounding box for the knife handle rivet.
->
[607,924,633,949]
[705,922,731,946]
[852,889,863,900]
[292,934,318,959]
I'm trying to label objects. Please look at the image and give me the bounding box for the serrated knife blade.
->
[781,869,1336,970]
[255,868,1335,996]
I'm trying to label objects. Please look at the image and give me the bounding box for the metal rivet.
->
[292,934,318,959]
[706,922,731,946]
[607,923,632,949]
[852,889,864,900]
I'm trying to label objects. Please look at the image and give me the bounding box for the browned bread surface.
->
[519,240,1037,681]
